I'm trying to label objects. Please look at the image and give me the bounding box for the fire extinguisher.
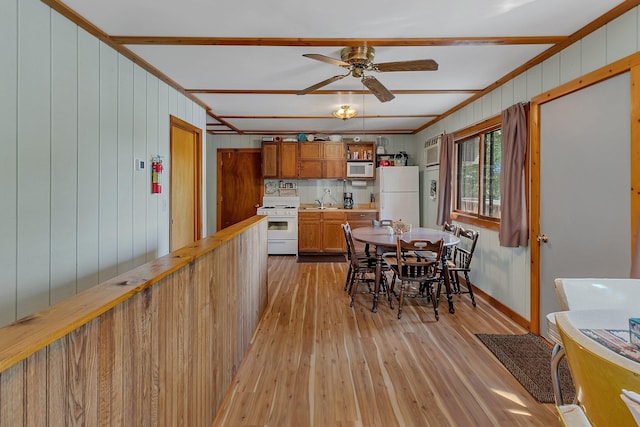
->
[151,156,163,194]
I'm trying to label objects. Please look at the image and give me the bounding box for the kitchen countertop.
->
[299,204,377,213]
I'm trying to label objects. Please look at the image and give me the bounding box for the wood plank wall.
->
[0,216,268,426]
[1,0,207,328]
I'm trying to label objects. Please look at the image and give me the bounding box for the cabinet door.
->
[322,142,344,159]
[323,159,345,179]
[261,142,278,178]
[323,212,347,252]
[323,220,347,252]
[299,160,322,178]
[299,142,321,159]
[298,220,322,252]
[279,141,299,178]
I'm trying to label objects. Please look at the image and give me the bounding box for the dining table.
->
[351,225,460,313]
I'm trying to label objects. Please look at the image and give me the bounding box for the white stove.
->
[257,196,300,255]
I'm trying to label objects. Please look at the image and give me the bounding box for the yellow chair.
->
[556,311,640,427]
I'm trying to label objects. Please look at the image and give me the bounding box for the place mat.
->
[579,329,640,364]
[476,333,575,403]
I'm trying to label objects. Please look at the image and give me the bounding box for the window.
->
[454,121,502,225]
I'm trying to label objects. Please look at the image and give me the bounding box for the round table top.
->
[351,226,459,248]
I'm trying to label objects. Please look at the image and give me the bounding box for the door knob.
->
[536,234,549,243]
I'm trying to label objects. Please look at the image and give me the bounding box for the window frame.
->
[451,116,502,231]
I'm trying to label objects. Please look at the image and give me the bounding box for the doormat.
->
[297,255,346,263]
[476,333,575,403]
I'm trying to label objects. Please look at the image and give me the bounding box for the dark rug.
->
[476,333,575,403]
[297,255,347,263]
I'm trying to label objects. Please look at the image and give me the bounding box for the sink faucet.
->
[315,188,332,208]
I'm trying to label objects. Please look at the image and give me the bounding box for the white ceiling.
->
[58,0,626,135]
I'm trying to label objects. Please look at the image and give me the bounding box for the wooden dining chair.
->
[344,223,392,309]
[342,222,375,293]
[384,238,443,320]
[443,226,479,306]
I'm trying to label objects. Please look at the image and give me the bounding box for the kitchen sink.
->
[303,206,339,210]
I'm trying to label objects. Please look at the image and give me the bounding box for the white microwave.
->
[347,161,374,178]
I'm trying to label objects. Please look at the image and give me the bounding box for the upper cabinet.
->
[346,142,375,162]
[299,142,345,179]
[261,141,299,178]
[261,140,349,180]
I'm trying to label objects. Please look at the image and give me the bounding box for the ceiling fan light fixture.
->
[332,105,357,120]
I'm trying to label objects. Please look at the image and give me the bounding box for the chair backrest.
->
[342,222,359,267]
[395,239,443,281]
[442,222,459,236]
[452,227,479,269]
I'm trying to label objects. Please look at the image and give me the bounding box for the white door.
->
[538,73,630,337]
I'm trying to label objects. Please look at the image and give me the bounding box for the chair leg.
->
[429,283,439,321]
[397,283,405,319]
[349,271,360,307]
[463,271,476,306]
[381,273,393,309]
[344,264,353,292]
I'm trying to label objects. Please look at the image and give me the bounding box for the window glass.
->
[482,129,501,218]
[454,126,501,222]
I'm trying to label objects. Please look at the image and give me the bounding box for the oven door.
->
[266,216,298,240]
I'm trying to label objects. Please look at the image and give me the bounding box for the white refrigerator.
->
[374,166,420,226]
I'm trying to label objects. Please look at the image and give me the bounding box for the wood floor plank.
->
[212,256,559,426]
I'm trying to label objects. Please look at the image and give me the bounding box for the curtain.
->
[436,132,454,225]
[499,103,528,247]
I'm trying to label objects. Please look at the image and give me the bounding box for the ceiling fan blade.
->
[302,53,350,67]
[361,76,395,103]
[375,59,439,72]
[297,74,348,95]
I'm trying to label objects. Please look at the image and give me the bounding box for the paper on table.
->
[621,390,640,426]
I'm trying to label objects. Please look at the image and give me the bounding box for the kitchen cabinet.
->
[323,211,348,252]
[298,212,322,252]
[299,142,345,179]
[261,141,299,178]
[279,141,299,178]
[298,210,347,253]
[262,141,278,178]
[346,142,375,161]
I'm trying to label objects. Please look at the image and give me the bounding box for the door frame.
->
[529,52,640,334]
[169,115,202,251]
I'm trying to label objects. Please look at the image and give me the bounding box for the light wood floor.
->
[212,256,559,426]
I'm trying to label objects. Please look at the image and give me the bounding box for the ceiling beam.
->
[111,36,565,46]
[217,114,438,119]
[188,89,479,95]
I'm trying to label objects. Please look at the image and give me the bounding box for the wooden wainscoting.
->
[0,216,268,426]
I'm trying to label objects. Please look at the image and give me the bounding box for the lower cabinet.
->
[299,211,347,253]
[298,210,378,254]
[298,212,322,252]
[322,212,348,252]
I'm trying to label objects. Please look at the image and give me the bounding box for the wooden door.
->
[170,116,202,251]
[217,149,262,231]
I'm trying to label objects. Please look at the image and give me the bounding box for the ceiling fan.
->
[297,46,438,103]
